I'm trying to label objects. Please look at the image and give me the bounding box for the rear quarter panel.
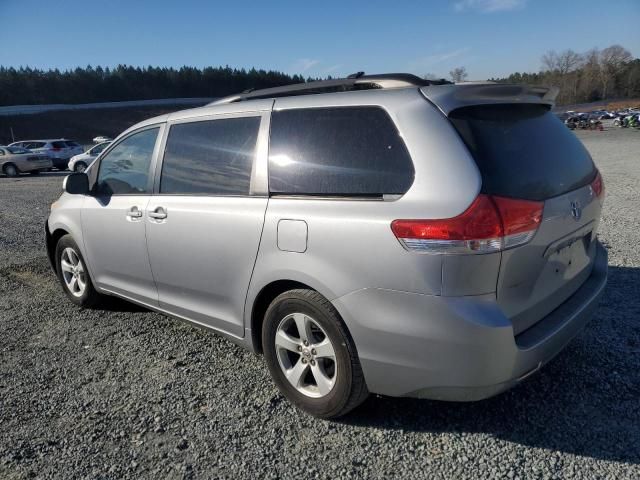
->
[244,88,483,340]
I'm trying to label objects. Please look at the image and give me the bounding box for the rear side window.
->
[51,141,67,148]
[28,142,45,149]
[160,117,260,195]
[65,141,80,147]
[449,104,596,201]
[268,106,414,196]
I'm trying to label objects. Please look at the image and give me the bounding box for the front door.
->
[82,125,162,306]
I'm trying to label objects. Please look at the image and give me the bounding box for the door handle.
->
[148,207,167,220]
[126,206,143,218]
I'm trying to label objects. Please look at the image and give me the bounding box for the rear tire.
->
[3,163,18,177]
[262,289,368,418]
[55,234,103,307]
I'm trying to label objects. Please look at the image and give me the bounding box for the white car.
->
[92,136,112,144]
[68,141,111,172]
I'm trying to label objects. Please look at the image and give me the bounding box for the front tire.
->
[262,289,368,418]
[55,234,102,307]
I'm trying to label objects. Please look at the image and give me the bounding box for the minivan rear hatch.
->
[422,85,603,335]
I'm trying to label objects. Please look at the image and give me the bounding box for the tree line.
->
[489,44,639,105]
[0,65,306,106]
[1,44,638,107]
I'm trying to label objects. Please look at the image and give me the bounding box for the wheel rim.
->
[275,313,337,398]
[60,247,87,297]
[5,165,17,176]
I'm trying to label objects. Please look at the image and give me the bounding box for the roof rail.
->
[208,73,452,105]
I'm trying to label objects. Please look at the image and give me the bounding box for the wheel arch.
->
[45,224,70,273]
[249,279,312,354]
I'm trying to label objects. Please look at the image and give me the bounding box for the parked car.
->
[46,74,607,418]
[68,141,111,172]
[0,145,52,176]
[9,139,84,170]
[92,136,112,144]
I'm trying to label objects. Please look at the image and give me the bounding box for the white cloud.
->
[454,0,527,13]
[291,58,320,73]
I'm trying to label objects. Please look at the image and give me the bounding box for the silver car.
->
[10,139,84,170]
[46,74,608,418]
[0,145,52,176]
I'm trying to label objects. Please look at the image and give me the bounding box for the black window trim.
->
[92,123,164,197]
[152,112,266,198]
[266,105,415,201]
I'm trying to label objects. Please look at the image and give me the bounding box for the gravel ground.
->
[1,129,639,479]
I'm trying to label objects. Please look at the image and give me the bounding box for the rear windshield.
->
[449,104,596,201]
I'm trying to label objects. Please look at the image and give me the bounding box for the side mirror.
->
[63,172,89,195]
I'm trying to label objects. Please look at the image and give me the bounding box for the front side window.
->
[96,127,159,195]
[160,116,260,195]
[268,106,415,196]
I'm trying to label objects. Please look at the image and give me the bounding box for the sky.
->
[1,0,638,80]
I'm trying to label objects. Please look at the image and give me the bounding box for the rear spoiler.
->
[420,83,559,116]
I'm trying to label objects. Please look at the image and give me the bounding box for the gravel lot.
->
[1,128,639,479]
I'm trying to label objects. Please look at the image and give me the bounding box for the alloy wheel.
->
[275,312,337,398]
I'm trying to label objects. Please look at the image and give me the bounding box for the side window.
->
[160,116,260,195]
[51,141,67,149]
[268,106,415,196]
[96,127,159,195]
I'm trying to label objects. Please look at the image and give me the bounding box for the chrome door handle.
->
[148,207,167,220]
[126,207,143,218]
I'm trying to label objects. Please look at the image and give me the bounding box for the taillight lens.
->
[591,170,604,201]
[391,194,543,254]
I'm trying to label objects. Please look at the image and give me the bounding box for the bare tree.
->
[449,67,468,82]
[542,49,582,74]
[599,45,633,98]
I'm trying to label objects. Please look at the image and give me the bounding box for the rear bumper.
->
[332,241,608,400]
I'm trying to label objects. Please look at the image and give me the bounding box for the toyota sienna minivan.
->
[46,73,607,418]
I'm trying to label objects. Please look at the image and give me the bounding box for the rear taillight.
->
[391,194,543,254]
[591,170,604,201]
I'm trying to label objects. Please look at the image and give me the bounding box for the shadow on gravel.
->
[340,265,640,465]
[98,296,150,313]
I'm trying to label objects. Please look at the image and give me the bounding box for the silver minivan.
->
[46,74,607,418]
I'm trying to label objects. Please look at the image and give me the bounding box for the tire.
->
[55,234,102,307]
[74,162,87,173]
[3,163,18,177]
[262,289,368,418]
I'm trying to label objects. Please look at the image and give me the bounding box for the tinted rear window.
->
[449,104,596,201]
[51,141,67,148]
[65,141,80,147]
[268,106,414,196]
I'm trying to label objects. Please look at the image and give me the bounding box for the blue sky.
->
[1,0,638,80]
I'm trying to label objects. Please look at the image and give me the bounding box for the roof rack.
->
[208,73,452,105]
